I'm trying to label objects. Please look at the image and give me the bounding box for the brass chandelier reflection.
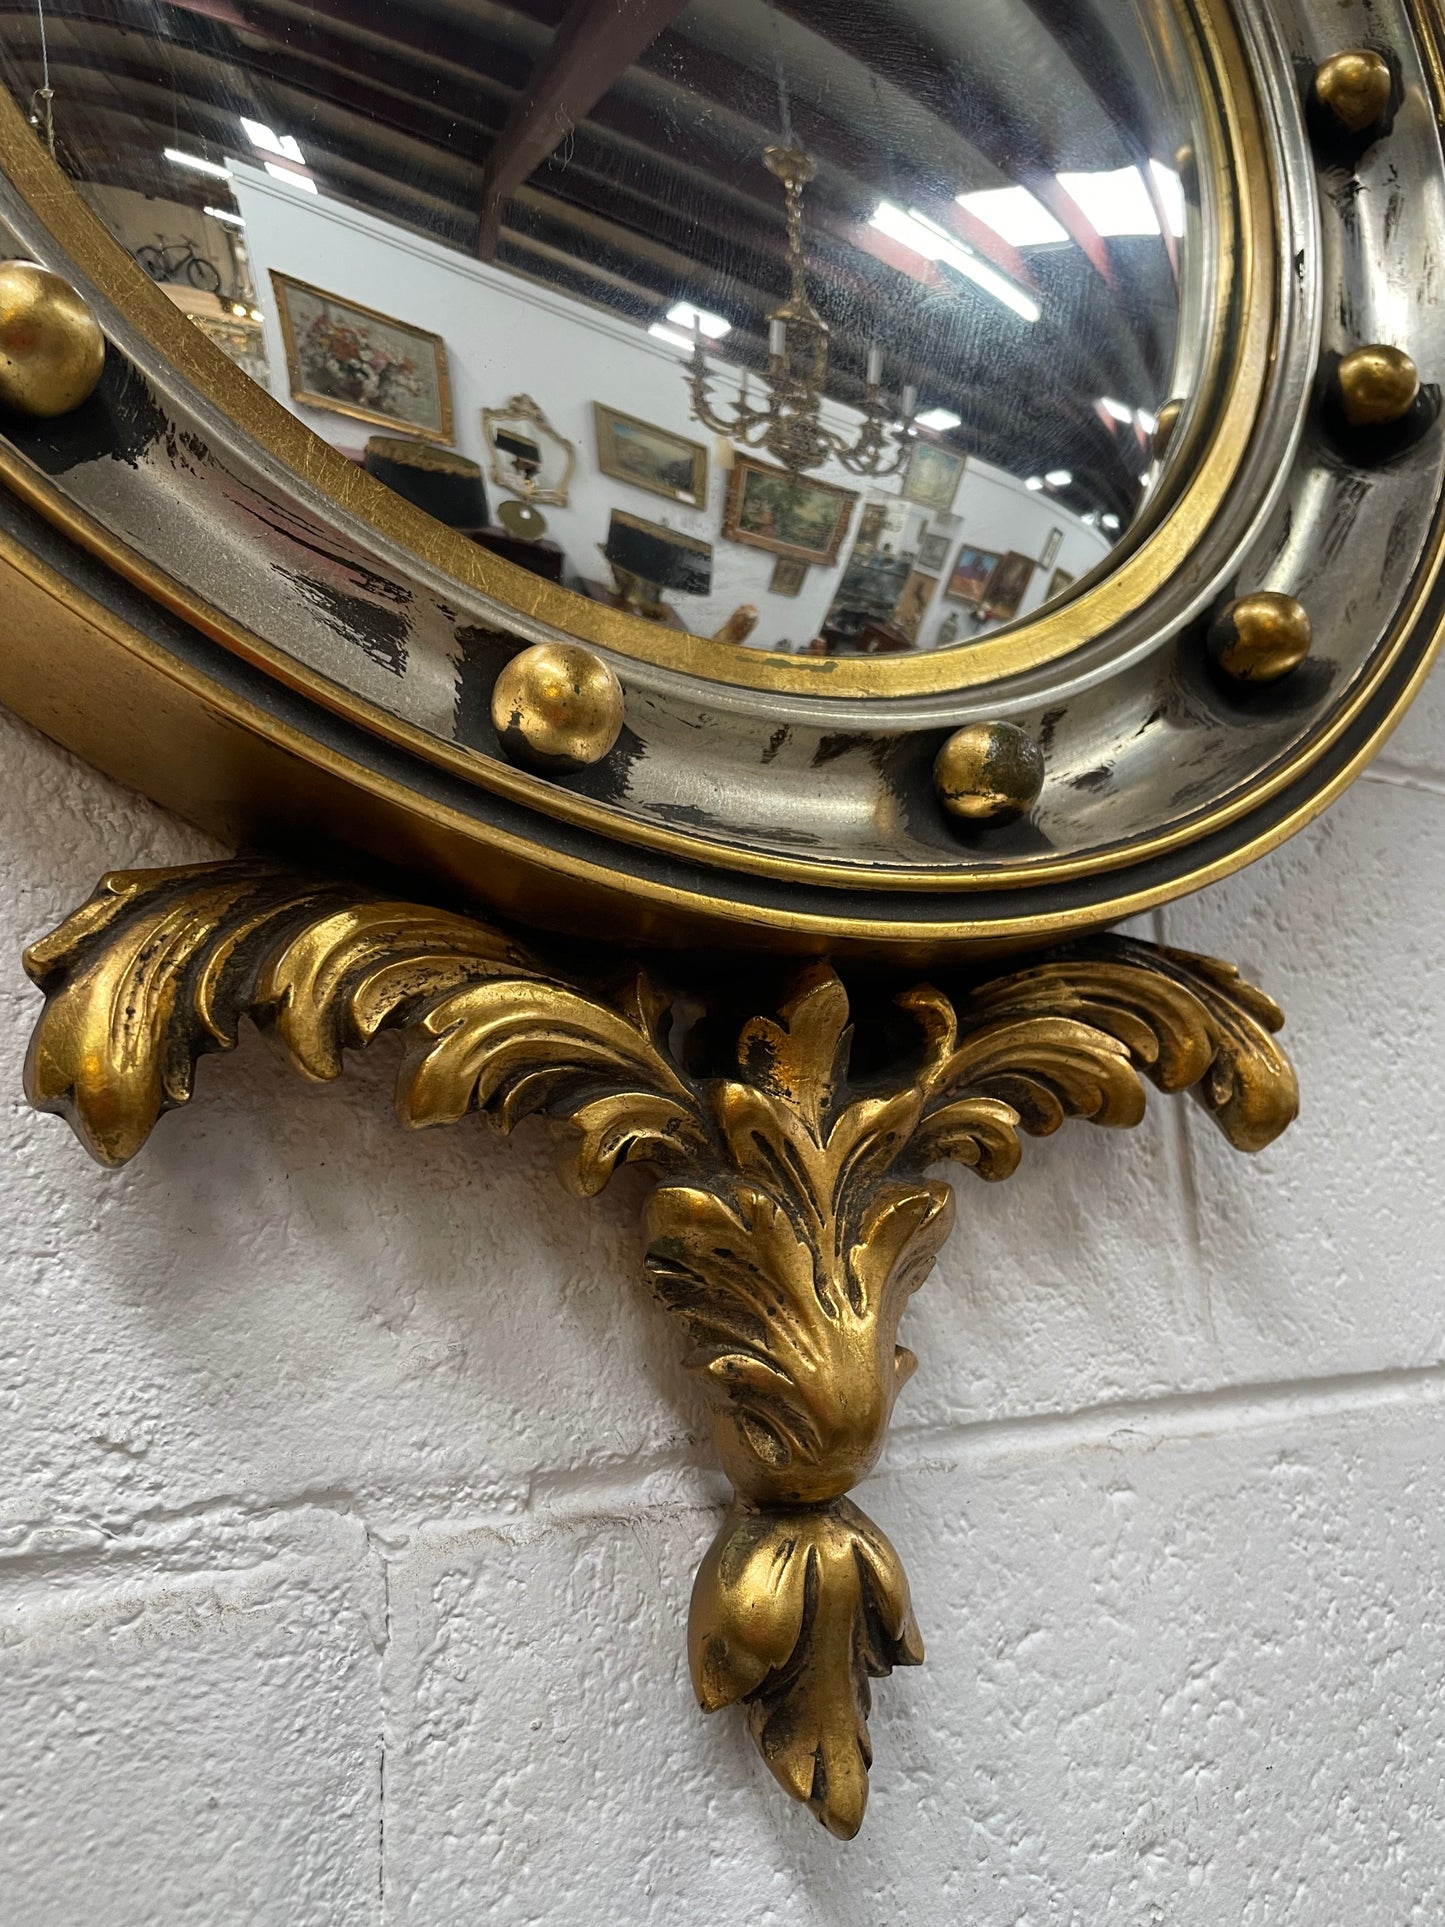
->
[688,145,920,479]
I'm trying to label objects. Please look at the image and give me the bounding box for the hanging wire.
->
[31,0,55,157]
[766,0,796,149]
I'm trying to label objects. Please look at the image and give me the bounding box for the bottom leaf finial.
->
[689,1500,923,1839]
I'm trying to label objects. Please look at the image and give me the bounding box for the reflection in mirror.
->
[1,0,1204,660]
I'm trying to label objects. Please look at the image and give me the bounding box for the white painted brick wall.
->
[2,677,1443,1924]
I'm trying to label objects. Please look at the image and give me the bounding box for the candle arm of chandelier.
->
[687,339,919,479]
[824,419,915,479]
[688,347,777,438]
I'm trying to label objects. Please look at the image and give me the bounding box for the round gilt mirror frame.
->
[3,0,1443,1838]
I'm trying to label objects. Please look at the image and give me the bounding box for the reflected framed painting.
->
[594,403,709,509]
[722,456,857,566]
[271,272,454,443]
[984,550,1037,620]
[944,544,1003,607]
[918,530,952,573]
[893,569,939,643]
[901,440,965,515]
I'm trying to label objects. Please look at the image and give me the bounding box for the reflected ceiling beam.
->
[59,0,1051,343]
[477,0,691,260]
[158,0,250,26]
[486,0,1042,301]
[768,0,1118,292]
[10,4,1148,504]
[11,21,807,303]
[1011,0,1179,280]
[55,0,859,275]
[26,10,1156,408]
[12,26,918,323]
[112,0,1052,311]
[1029,178,1114,288]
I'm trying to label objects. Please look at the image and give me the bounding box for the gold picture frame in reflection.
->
[770,556,809,596]
[1047,565,1076,602]
[893,569,939,643]
[901,440,965,515]
[594,404,709,510]
[944,544,1003,607]
[983,551,1037,621]
[722,456,857,566]
[270,272,453,444]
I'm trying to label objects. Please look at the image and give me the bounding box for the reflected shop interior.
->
[1,0,1202,661]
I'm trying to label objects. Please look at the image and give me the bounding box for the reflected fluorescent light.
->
[1102,513,1121,532]
[1045,469,1073,488]
[1025,476,1046,492]
[165,148,231,182]
[1100,395,1134,424]
[1056,168,1161,238]
[666,301,731,340]
[648,322,696,351]
[204,205,245,229]
[868,202,1040,324]
[264,162,318,193]
[956,185,1067,248]
[241,118,306,164]
[1136,406,1159,436]
[1149,161,1188,238]
[915,407,962,433]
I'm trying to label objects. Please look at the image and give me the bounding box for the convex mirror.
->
[1,0,1208,670]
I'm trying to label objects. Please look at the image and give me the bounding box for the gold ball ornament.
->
[0,261,106,419]
[1208,593,1313,685]
[1154,397,1185,463]
[1314,49,1393,135]
[491,641,625,775]
[1336,345,1420,429]
[934,722,1045,827]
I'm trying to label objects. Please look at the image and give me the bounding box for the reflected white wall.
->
[230,162,1112,654]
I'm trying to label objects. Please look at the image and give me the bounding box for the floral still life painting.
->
[272,273,454,443]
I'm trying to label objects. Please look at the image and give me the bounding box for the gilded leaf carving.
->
[689,1500,924,1840]
[21,861,1299,1837]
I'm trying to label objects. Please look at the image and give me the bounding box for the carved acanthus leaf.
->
[689,1500,924,1841]
[951,938,1299,1152]
[21,860,1301,1841]
[24,864,391,1165]
[735,962,853,1135]
[901,936,1299,1179]
[22,863,706,1178]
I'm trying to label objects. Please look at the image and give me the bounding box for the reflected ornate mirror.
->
[0,0,1440,1839]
